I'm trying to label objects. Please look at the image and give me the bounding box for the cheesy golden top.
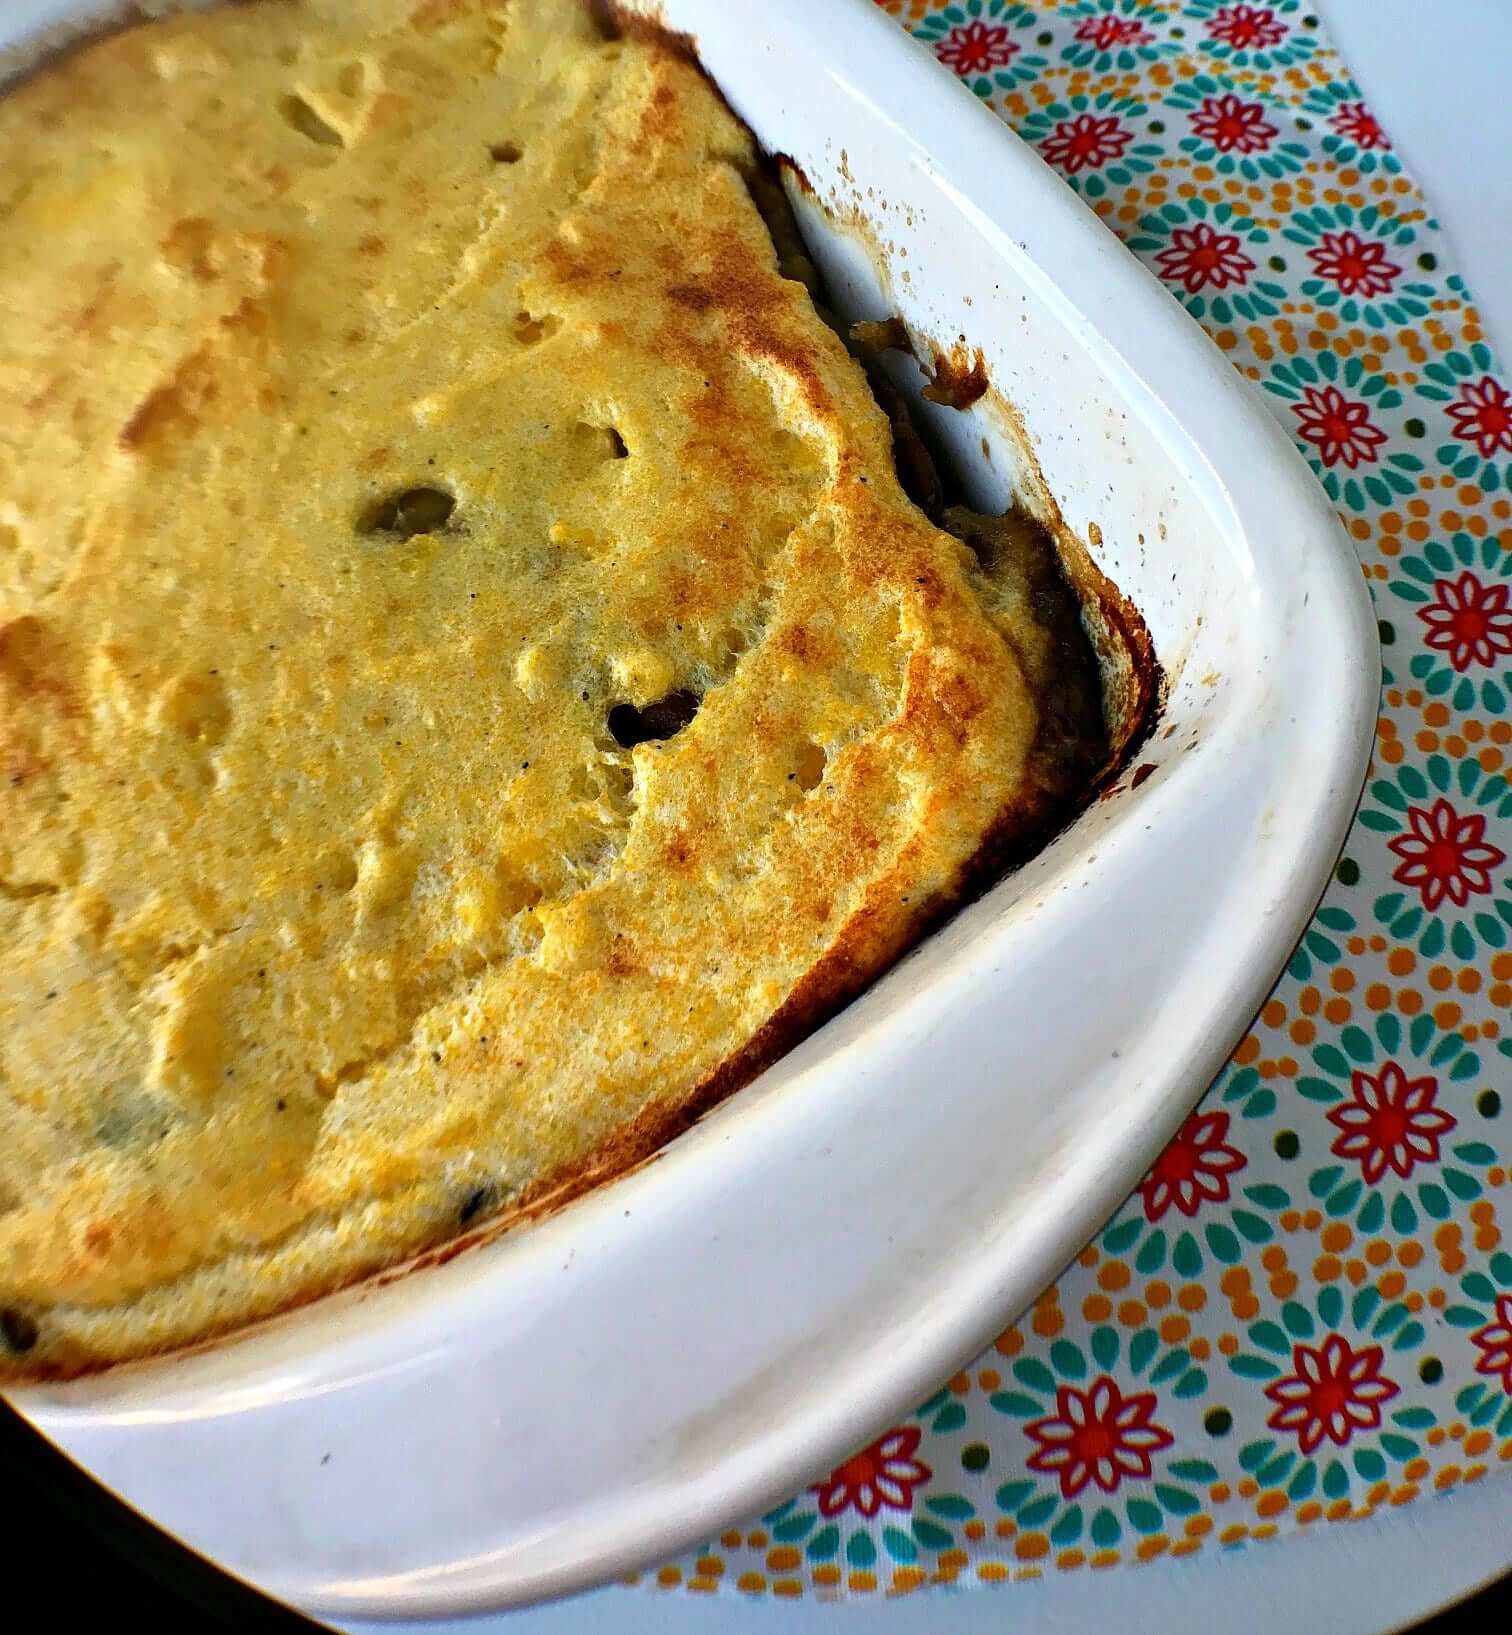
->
[0,0,1092,1376]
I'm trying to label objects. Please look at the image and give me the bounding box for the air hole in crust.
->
[280,93,344,147]
[513,310,561,345]
[607,688,700,749]
[360,486,455,537]
[572,422,628,462]
[324,851,359,893]
[793,742,827,791]
[488,141,523,163]
[159,672,232,746]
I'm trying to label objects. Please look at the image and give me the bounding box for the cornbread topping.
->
[0,0,1128,1376]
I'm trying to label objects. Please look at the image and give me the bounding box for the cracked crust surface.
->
[0,0,1106,1377]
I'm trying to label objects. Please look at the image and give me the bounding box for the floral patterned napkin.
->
[634,0,1512,1601]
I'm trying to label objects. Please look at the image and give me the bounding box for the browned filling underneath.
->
[747,161,1111,833]
[940,506,1108,803]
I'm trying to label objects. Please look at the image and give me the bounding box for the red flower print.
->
[1189,92,1277,154]
[1039,113,1135,174]
[1417,571,1512,673]
[933,20,1020,76]
[1206,4,1288,51]
[1331,100,1390,151]
[1306,230,1401,298]
[1026,1377,1174,1500]
[1153,221,1256,293]
[1074,16,1152,51]
[1265,1335,1400,1455]
[1140,1109,1246,1222]
[1290,385,1387,470]
[810,1426,930,1519]
[1446,376,1512,460]
[1470,1295,1512,1397]
[1387,798,1506,911]
[1325,1062,1455,1185]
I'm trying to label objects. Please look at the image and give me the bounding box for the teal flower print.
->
[1325,1062,1455,1184]
[1285,901,1361,986]
[1264,1332,1399,1454]
[761,1424,959,1567]
[1188,0,1320,72]
[1387,531,1512,713]
[1414,343,1512,492]
[1164,75,1309,179]
[1280,203,1435,327]
[1259,350,1424,511]
[1017,91,1161,197]
[1300,80,1401,175]
[1059,2,1179,73]
[1138,1110,1247,1223]
[809,1427,931,1519]
[1125,196,1282,324]
[1450,1255,1512,1429]
[1227,1283,1438,1506]
[1091,1047,1311,1282]
[1024,1375,1174,1498]
[1358,755,1512,957]
[990,1330,1204,1548]
[916,2,1046,97]
[1292,1009,1498,1237]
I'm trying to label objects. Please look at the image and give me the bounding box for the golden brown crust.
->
[0,0,1140,1379]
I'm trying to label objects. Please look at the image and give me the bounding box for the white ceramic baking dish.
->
[4,0,1379,1619]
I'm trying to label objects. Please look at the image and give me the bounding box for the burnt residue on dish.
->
[922,342,990,409]
[769,148,1160,771]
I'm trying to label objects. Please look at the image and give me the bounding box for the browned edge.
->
[589,0,695,57]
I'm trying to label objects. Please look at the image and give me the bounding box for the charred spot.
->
[458,1183,497,1226]
[488,141,523,164]
[1,1307,38,1354]
[586,0,623,38]
[359,486,455,537]
[588,0,699,59]
[922,344,989,410]
[607,688,700,748]
[667,283,716,313]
